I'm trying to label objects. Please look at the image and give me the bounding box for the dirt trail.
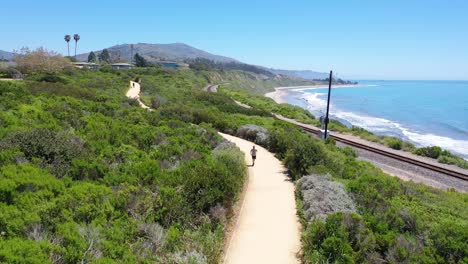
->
[220,133,301,264]
[126,81,302,262]
[126,81,151,110]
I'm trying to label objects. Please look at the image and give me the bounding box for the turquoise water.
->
[282,80,468,157]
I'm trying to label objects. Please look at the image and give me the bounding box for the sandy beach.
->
[264,89,289,103]
[265,84,363,104]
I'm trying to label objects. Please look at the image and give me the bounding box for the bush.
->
[430,220,468,263]
[151,96,167,109]
[28,73,68,83]
[0,238,52,264]
[438,155,458,165]
[302,213,375,264]
[28,81,96,100]
[438,153,468,169]
[414,146,442,159]
[14,47,72,75]
[340,146,358,158]
[384,137,403,150]
[182,146,245,214]
[0,128,85,176]
[236,124,269,145]
[0,67,20,78]
[298,174,356,221]
[284,135,326,180]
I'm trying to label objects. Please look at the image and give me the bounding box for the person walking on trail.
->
[250,146,257,166]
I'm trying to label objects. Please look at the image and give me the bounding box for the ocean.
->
[281,80,468,158]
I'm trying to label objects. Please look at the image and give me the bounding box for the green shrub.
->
[0,238,52,264]
[401,141,416,152]
[0,67,20,78]
[324,137,336,145]
[28,73,68,83]
[0,128,85,176]
[340,146,358,158]
[302,213,376,263]
[182,147,245,214]
[384,137,403,150]
[284,135,326,180]
[438,155,458,165]
[438,152,468,169]
[414,146,442,159]
[236,124,269,145]
[430,220,468,263]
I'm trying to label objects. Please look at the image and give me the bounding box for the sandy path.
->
[220,133,301,264]
[125,81,301,261]
[126,81,151,110]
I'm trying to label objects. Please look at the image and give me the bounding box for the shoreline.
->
[264,84,468,160]
[264,84,364,104]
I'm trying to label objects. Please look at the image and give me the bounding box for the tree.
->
[14,47,72,74]
[134,53,149,67]
[64,35,71,57]
[88,51,97,63]
[98,49,111,63]
[73,34,80,58]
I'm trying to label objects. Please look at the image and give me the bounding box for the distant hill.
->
[3,43,336,82]
[0,50,14,61]
[76,43,238,63]
[268,69,329,80]
[76,43,331,81]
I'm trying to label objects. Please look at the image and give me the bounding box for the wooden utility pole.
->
[324,70,333,139]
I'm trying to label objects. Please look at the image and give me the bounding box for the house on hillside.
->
[73,62,100,70]
[110,63,135,70]
[156,61,189,69]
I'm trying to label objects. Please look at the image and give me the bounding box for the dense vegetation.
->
[1,63,466,264]
[0,69,247,263]
[136,68,467,263]
[186,58,274,76]
[260,127,468,263]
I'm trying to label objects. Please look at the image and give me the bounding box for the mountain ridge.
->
[76,43,238,64]
[76,43,328,80]
[0,50,14,61]
[2,43,329,80]
[268,68,329,80]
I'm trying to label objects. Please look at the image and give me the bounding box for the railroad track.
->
[296,125,468,181]
[233,100,468,181]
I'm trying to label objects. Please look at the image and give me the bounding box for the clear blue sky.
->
[1,0,467,80]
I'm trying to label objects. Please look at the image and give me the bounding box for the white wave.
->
[334,111,403,132]
[401,130,468,157]
[290,84,378,92]
[301,93,328,112]
[299,91,468,157]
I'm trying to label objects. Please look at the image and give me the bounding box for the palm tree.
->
[64,35,71,57]
[73,34,80,58]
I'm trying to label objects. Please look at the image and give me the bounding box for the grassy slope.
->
[203,70,324,94]
[137,68,467,263]
[0,69,246,263]
[0,67,466,264]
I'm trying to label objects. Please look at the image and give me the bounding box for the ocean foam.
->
[301,93,328,112]
[401,130,468,157]
[290,84,378,92]
[300,92,468,157]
